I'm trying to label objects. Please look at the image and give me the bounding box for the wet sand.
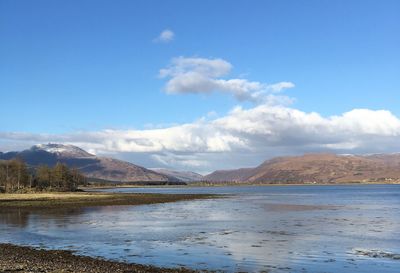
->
[0,243,199,273]
[0,192,215,209]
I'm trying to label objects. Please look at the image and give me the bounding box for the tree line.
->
[0,159,87,193]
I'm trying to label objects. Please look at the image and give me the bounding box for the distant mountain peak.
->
[31,143,94,158]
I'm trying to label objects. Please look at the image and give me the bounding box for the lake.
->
[1,185,400,272]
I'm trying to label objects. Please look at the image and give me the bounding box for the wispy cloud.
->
[159,57,295,103]
[154,29,175,43]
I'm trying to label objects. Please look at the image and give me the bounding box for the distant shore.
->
[0,192,215,209]
[187,181,400,187]
[82,181,400,190]
[0,243,197,273]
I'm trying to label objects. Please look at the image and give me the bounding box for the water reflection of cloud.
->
[1,186,400,272]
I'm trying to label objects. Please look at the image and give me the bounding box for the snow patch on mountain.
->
[32,143,94,158]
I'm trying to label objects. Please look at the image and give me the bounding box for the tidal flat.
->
[0,192,214,209]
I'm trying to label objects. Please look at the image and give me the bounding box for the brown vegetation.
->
[0,159,86,193]
[205,153,400,184]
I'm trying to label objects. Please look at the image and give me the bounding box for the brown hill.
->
[0,144,181,183]
[203,168,254,182]
[204,153,400,184]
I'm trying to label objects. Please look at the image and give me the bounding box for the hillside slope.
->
[205,153,400,184]
[150,168,203,182]
[0,144,180,183]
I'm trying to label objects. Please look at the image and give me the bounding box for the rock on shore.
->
[0,243,198,273]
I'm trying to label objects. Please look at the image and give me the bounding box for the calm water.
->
[1,185,400,272]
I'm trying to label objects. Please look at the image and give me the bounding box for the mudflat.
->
[0,192,215,209]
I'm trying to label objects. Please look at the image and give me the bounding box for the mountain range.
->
[2,144,400,184]
[204,153,400,184]
[0,144,199,184]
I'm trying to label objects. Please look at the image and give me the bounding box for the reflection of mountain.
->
[205,153,400,183]
[0,144,182,183]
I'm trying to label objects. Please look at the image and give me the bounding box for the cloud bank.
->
[1,57,399,173]
[1,106,400,173]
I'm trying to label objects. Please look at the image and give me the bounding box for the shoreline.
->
[82,182,400,190]
[187,182,400,187]
[0,192,215,209]
[0,243,198,273]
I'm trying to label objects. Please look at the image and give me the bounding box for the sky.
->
[0,0,399,173]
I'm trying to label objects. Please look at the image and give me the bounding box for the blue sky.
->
[1,0,399,172]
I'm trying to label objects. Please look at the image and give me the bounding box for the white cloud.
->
[154,29,175,43]
[160,57,295,103]
[268,82,296,92]
[1,106,400,173]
